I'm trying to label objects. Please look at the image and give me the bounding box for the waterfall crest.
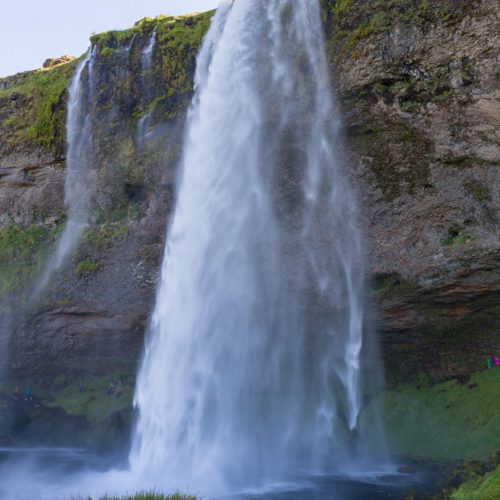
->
[131,0,386,493]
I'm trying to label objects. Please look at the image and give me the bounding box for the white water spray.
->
[130,0,382,493]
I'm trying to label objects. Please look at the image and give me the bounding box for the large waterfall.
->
[130,0,384,494]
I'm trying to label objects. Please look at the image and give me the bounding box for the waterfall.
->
[141,27,157,74]
[34,49,96,294]
[136,28,157,149]
[130,0,385,493]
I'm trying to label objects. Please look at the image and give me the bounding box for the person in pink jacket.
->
[494,355,500,366]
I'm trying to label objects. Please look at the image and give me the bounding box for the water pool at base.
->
[0,447,445,500]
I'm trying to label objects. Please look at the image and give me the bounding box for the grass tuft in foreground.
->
[74,492,195,500]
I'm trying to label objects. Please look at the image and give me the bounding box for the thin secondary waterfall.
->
[136,28,157,149]
[34,49,96,294]
[131,0,384,493]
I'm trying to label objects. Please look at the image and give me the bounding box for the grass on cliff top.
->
[90,11,213,50]
[363,369,500,461]
[45,375,134,424]
[0,58,78,153]
[451,464,500,500]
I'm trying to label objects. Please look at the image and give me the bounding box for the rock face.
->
[0,1,498,399]
[323,0,499,382]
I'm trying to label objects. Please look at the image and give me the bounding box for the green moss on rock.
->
[0,224,57,310]
[362,370,500,461]
[346,117,434,201]
[84,224,129,250]
[322,0,482,58]
[442,225,474,248]
[464,179,491,203]
[76,493,196,500]
[45,375,134,425]
[75,259,100,278]
[0,58,78,154]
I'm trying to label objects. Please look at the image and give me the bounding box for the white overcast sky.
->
[0,0,219,77]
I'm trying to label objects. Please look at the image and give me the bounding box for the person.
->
[14,386,19,399]
[494,355,500,366]
[25,386,32,401]
[488,357,495,369]
[79,381,84,393]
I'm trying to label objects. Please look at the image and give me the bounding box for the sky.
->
[0,0,219,77]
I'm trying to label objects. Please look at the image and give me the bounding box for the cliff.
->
[323,0,499,382]
[0,1,498,449]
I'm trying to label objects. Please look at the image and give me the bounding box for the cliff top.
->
[0,11,212,155]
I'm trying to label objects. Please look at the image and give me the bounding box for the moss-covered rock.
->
[0,59,78,155]
[0,223,61,311]
[451,464,500,499]
[362,370,500,461]
[321,0,482,59]
[346,116,434,201]
[1,374,135,454]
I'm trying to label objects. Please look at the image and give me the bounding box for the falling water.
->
[34,49,96,294]
[131,0,385,494]
[141,28,157,77]
[136,28,157,149]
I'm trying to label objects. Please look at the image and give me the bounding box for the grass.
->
[442,225,474,248]
[75,259,101,278]
[0,58,78,153]
[45,375,134,424]
[84,224,129,250]
[74,492,195,500]
[347,118,433,201]
[323,0,482,57]
[1,11,212,157]
[451,465,500,499]
[362,370,500,461]
[0,224,57,309]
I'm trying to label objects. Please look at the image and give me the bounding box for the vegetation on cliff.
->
[46,374,134,426]
[0,11,212,159]
[322,0,482,57]
[451,464,500,500]
[0,59,78,154]
[363,369,500,461]
[90,12,212,122]
[0,223,60,310]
